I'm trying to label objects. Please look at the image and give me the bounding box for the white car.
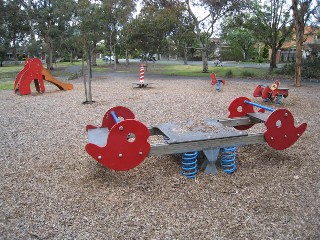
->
[103,56,114,61]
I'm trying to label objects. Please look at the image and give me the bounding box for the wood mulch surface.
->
[1,70,319,239]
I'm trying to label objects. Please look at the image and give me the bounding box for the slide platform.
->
[42,69,73,91]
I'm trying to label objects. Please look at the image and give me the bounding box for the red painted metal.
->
[210,72,226,85]
[228,96,255,130]
[264,109,307,150]
[140,64,145,83]
[86,106,135,131]
[14,58,45,95]
[253,80,289,102]
[14,58,73,95]
[101,106,135,129]
[86,119,150,171]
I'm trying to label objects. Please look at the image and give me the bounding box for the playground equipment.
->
[133,63,151,88]
[211,73,226,91]
[14,58,73,95]
[253,80,289,104]
[85,97,307,178]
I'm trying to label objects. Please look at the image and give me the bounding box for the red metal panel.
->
[14,58,45,95]
[101,106,135,129]
[228,96,255,130]
[264,109,307,150]
[253,85,263,97]
[86,119,150,171]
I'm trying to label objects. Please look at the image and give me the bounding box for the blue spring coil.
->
[221,146,237,174]
[181,152,198,179]
[275,94,283,105]
[216,80,221,91]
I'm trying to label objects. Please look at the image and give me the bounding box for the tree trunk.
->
[82,52,88,102]
[269,45,277,72]
[46,39,54,70]
[91,42,97,66]
[244,48,249,61]
[13,39,18,65]
[184,44,188,65]
[294,38,303,87]
[87,49,93,103]
[125,49,129,66]
[202,50,208,73]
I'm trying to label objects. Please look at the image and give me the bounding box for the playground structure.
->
[210,72,226,91]
[85,97,307,178]
[253,80,289,104]
[132,63,151,88]
[14,58,73,95]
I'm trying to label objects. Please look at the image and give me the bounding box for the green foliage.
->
[277,58,320,78]
[224,70,234,77]
[220,47,243,61]
[220,18,258,61]
[241,70,255,77]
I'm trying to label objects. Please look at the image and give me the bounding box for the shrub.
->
[225,70,233,77]
[278,58,320,78]
[241,70,255,77]
[68,70,83,80]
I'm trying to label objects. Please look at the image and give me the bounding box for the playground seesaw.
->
[85,97,307,178]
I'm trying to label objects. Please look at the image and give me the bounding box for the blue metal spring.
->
[181,152,198,179]
[216,80,221,91]
[275,94,283,105]
[221,146,237,174]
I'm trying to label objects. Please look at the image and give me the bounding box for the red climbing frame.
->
[14,58,45,95]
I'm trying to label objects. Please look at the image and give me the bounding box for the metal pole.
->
[244,100,275,112]
[111,111,120,123]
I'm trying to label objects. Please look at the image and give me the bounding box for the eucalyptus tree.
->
[246,0,293,72]
[185,0,248,73]
[291,0,319,86]
[0,0,6,66]
[170,7,197,64]
[123,0,186,62]
[4,0,30,64]
[77,0,102,103]
[29,0,77,69]
[220,23,257,61]
[101,0,136,70]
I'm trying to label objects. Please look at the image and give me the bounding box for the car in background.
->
[103,56,114,62]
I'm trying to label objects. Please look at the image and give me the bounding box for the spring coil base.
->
[275,94,283,105]
[181,152,198,179]
[221,146,237,174]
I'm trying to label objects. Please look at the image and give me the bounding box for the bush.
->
[278,58,320,78]
[241,70,255,77]
[225,70,233,77]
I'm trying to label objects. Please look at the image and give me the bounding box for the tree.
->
[221,19,258,61]
[101,0,136,70]
[30,0,77,69]
[245,0,293,72]
[0,0,7,66]
[186,0,247,73]
[123,0,185,63]
[291,0,319,86]
[4,0,30,64]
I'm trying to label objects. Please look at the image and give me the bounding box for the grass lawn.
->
[0,60,270,90]
[153,64,268,78]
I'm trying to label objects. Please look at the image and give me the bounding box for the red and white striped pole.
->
[139,63,145,84]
